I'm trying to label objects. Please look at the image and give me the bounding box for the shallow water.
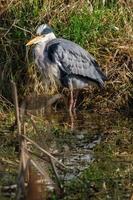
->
[0,98,133,199]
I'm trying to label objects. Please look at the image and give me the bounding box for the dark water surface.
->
[0,103,133,199]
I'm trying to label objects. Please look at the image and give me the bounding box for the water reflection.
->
[26,168,45,200]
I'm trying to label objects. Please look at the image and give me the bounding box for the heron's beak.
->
[26,35,44,46]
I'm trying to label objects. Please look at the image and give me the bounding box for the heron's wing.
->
[46,38,107,85]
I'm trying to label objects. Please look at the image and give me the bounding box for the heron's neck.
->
[34,33,56,58]
[45,32,56,41]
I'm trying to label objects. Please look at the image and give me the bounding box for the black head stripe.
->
[42,27,52,34]
[36,24,53,35]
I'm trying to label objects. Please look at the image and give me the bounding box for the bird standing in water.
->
[26,24,107,113]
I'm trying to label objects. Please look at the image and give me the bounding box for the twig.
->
[28,149,65,171]
[30,159,48,178]
[21,123,29,176]
[11,80,21,147]
[11,80,24,200]
[0,95,14,107]
[11,81,30,200]
[16,157,26,200]
[27,149,50,163]
[27,113,39,133]
[16,146,30,200]
[3,20,17,38]
[16,124,29,200]
[22,134,66,169]
[13,24,35,36]
[49,158,63,189]
[0,158,18,167]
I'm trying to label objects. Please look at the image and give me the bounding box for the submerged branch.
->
[22,134,66,169]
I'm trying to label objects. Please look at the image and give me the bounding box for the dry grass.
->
[0,0,133,112]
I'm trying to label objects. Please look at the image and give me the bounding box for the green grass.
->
[56,7,116,45]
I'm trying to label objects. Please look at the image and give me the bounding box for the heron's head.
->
[26,24,55,46]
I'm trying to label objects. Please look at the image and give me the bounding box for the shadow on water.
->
[1,94,133,199]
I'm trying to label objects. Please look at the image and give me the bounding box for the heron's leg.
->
[68,80,74,113]
[68,82,76,129]
[68,89,75,130]
[69,89,74,113]
[69,107,74,130]
[73,90,79,110]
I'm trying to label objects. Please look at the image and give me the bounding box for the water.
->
[25,108,133,199]
[0,96,133,199]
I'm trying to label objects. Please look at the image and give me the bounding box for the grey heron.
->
[26,24,107,113]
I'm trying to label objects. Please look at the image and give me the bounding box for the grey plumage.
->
[27,24,107,111]
[46,38,107,88]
